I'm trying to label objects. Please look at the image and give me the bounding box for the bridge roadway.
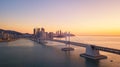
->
[92,45,120,55]
[50,39,120,55]
[51,39,88,47]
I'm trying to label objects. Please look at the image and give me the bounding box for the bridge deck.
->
[50,39,120,55]
[51,39,88,47]
[92,45,120,55]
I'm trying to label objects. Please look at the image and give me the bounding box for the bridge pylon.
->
[80,45,107,60]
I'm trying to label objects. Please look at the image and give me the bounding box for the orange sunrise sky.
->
[0,0,120,35]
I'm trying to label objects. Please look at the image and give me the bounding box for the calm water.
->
[0,36,120,67]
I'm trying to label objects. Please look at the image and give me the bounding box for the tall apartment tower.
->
[33,28,36,35]
[41,27,45,32]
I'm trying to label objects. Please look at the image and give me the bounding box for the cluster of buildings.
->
[55,30,75,38]
[55,30,65,37]
[33,27,53,41]
[0,27,74,43]
[0,29,22,41]
[32,27,75,40]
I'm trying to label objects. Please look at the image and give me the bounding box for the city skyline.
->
[0,0,120,35]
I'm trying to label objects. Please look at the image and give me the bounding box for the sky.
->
[0,0,120,35]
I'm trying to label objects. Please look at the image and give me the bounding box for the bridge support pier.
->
[80,45,107,60]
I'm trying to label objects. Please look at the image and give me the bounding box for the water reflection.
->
[7,39,34,47]
[64,51,72,67]
[85,58,100,67]
[0,38,120,67]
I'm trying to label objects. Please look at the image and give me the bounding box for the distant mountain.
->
[0,29,23,35]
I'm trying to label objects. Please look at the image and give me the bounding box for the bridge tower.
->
[61,32,74,51]
[80,45,107,60]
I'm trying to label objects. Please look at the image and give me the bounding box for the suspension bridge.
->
[49,39,120,60]
[31,32,120,60]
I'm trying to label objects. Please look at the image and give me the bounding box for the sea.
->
[0,36,120,67]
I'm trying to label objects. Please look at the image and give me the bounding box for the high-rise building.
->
[33,28,36,35]
[37,28,40,34]
[33,27,47,40]
[48,32,53,40]
[41,27,45,32]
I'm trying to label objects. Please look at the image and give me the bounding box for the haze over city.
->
[0,0,120,35]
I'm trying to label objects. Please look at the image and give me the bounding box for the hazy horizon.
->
[0,0,120,35]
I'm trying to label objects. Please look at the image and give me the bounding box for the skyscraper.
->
[33,28,36,35]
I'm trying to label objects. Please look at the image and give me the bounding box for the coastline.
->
[0,39,18,42]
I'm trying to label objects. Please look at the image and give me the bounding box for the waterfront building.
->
[33,28,36,35]
[33,27,48,42]
[48,32,53,40]
[0,32,2,40]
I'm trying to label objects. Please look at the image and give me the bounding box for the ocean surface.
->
[0,36,120,67]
